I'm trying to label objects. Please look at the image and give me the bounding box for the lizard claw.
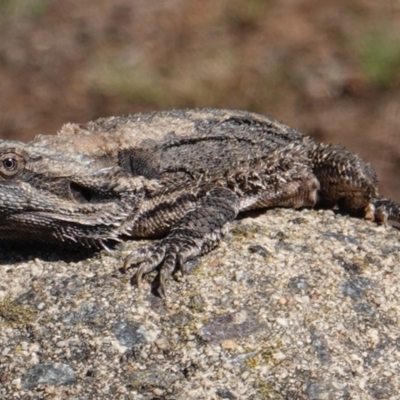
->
[131,263,147,287]
[176,253,186,275]
[157,271,168,298]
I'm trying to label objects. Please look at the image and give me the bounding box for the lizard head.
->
[0,142,142,247]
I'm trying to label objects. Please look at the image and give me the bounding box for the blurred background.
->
[0,0,399,201]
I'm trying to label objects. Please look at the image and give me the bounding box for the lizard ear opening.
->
[69,182,94,204]
[119,149,160,179]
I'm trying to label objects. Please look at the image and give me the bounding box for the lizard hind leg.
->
[125,187,240,296]
[310,143,379,215]
[370,197,400,227]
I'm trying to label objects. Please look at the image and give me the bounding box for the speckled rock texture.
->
[1,209,399,399]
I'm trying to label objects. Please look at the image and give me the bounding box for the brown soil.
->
[0,0,399,201]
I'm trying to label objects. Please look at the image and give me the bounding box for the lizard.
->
[0,108,399,296]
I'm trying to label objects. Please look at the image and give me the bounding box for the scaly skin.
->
[0,109,398,295]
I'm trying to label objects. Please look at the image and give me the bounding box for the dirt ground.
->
[0,0,399,201]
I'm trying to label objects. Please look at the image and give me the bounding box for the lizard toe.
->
[155,245,195,295]
[123,244,154,272]
[125,242,166,284]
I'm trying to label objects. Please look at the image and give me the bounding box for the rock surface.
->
[1,208,399,399]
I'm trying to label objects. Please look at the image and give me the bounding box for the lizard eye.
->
[3,158,17,170]
[0,152,25,178]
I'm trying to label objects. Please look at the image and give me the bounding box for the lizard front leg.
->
[124,187,240,296]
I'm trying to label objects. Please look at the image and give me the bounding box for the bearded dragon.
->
[0,109,398,295]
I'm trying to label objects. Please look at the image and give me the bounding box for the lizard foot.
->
[124,236,207,297]
[124,187,240,296]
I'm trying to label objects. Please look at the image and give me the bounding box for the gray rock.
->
[24,364,76,389]
[1,209,400,399]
